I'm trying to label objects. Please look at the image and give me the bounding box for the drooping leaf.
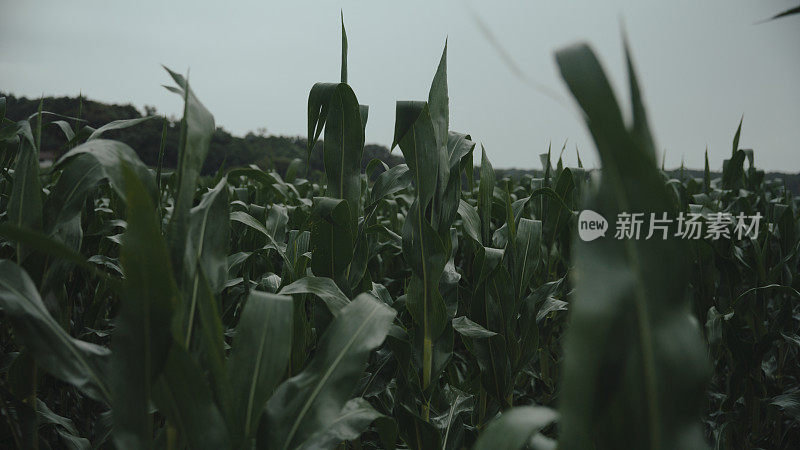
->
[43,154,104,236]
[279,276,350,316]
[452,316,497,338]
[367,164,412,210]
[473,406,558,450]
[262,294,396,450]
[457,199,482,244]
[55,139,157,202]
[296,398,384,450]
[36,399,90,450]
[0,260,111,402]
[86,116,154,141]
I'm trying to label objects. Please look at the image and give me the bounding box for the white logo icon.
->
[578,210,608,241]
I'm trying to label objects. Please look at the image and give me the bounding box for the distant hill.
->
[1,93,404,179]
[3,92,798,193]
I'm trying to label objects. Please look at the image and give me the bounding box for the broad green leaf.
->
[402,199,449,388]
[437,131,475,234]
[473,406,558,450]
[152,346,231,450]
[452,316,497,338]
[296,398,384,450]
[262,294,396,450]
[227,291,292,445]
[367,163,411,210]
[0,260,110,402]
[309,197,354,288]
[393,101,439,209]
[43,154,104,236]
[111,165,178,450]
[322,83,365,228]
[555,42,710,450]
[457,199,482,244]
[50,120,76,142]
[182,178,229,346]
[192,267,227,407]
[265,204,289,246]
[513,218,542,299]
[55,139,157,202]
[307,83,338,156]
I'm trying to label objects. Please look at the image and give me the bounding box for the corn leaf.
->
[555,42,710,450]
[227,291,292,445]
[262,294,396,450]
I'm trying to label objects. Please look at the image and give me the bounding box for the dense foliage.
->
[0,24,798,450]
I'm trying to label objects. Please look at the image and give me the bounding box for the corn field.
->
[0,22,798,450]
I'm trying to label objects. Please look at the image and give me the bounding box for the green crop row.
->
[0,20,797,450]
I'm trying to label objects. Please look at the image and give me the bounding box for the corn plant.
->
[0,17,797,450]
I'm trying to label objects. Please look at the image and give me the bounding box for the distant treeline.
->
[3,92,798,193]
[0,93,404,180]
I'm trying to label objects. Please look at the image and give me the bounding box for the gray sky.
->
[2,0,798,172]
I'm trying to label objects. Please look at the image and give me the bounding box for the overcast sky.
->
[2,0,798,171]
